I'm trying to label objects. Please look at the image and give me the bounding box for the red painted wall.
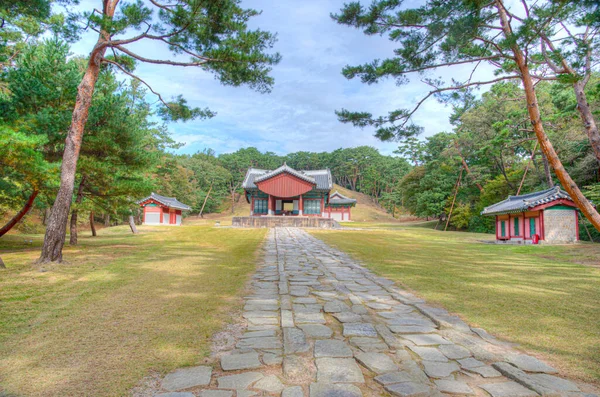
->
[255,172,315,198]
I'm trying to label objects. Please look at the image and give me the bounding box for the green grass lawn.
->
[310,227,600,384]
[0,225,266,397]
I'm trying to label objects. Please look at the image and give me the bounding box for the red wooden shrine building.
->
[138,193,191,226]
[242,164,357,221]
[481,186,580,244]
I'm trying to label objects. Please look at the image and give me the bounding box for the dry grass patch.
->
[310,227,600,385]
[0,225,266,396]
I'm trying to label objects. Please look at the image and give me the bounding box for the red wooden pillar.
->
[267,194,273,215]
[328,204,331,218]
[251,196,255,216]
[540,211,545,240]
[348,206,351,221]
[299,195,304,216]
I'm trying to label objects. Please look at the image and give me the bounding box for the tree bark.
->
[42,208,50,226]
[89,211,97,237]
[128,215,138,234]
[104,214,110,227]
[541,151,554,188]
[573,81,600,164]
[496,0,600,231]
[454,140,483,192]
[69,176,86,245]
[0,190,38,237]
[37,3,117,263]
[230,188,236,214]
[0,257,5,269]
[198,182,213,218]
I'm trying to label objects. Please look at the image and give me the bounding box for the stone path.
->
[154,228,596,397]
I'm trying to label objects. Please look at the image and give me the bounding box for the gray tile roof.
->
[481,186,574,216]
[138,192,191,211]
[328,191,357,205]
[243,165,332,191]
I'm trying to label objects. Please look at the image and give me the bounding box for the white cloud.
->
[68,0,500,156]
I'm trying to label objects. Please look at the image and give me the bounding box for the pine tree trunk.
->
[0,190,38,237]
[230,188,236,214]
[0,257,5,269]
[573,81,600,164]
[43,207,50,226]
[496,0,600,232]
[69,176,86,245]
[541,151,554,188]
[128,216,138,234]
[104,214,110,227]
[37,4,117,263]
[199,182,213,218]
[89,211,97,237]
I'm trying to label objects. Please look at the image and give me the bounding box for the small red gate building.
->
[138,193,191,226]
[481,186,580,244]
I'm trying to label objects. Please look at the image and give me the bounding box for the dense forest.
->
[1,0,600,248]
[2,41,600,241]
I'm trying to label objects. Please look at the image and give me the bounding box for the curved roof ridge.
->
[254,163,316,184]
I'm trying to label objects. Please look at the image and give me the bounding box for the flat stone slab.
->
[282,310,295,327]
[220,352,262,371]
[200,391,233,397]
[438,344,471,359]
[314,339,353,358]
[240,330,276,339]
[389,325,436,334]
[332,312,363,323]
[354,352,398,374]
[290,286,310,296]
[408,346,448,362]
[480,381,539,397]
[253,374,284,393]
[262,352,283,365]
[236,336,282,350]
[507,354,558,374]
[300,324,333,338]
[421,361,460,378]
[315,357,365,383]
[458,357,484,369]
[309,382,363,397]
[284,327,310,354]
[384,382,431,397]
[156,393,195,397]
[282,385,304,397]
[400,333,452,346]
[493,362,580,394]
[434,380,475,395]
[465,365,502,378]
[162,366,212,391]
[324,301,351,313]
[373,371,414,385]
[349,337,388,352]
[343,323,377,337]
[217,372,263,389]
[295,311,326,324]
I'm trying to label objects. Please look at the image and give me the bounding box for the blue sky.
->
[70,0,497,156]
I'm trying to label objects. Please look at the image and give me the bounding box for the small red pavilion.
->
[481,186,580,244]
[242,164,356,221]
[138,193,191,226]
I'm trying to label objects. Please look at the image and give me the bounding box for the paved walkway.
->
[155,228,595,397]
